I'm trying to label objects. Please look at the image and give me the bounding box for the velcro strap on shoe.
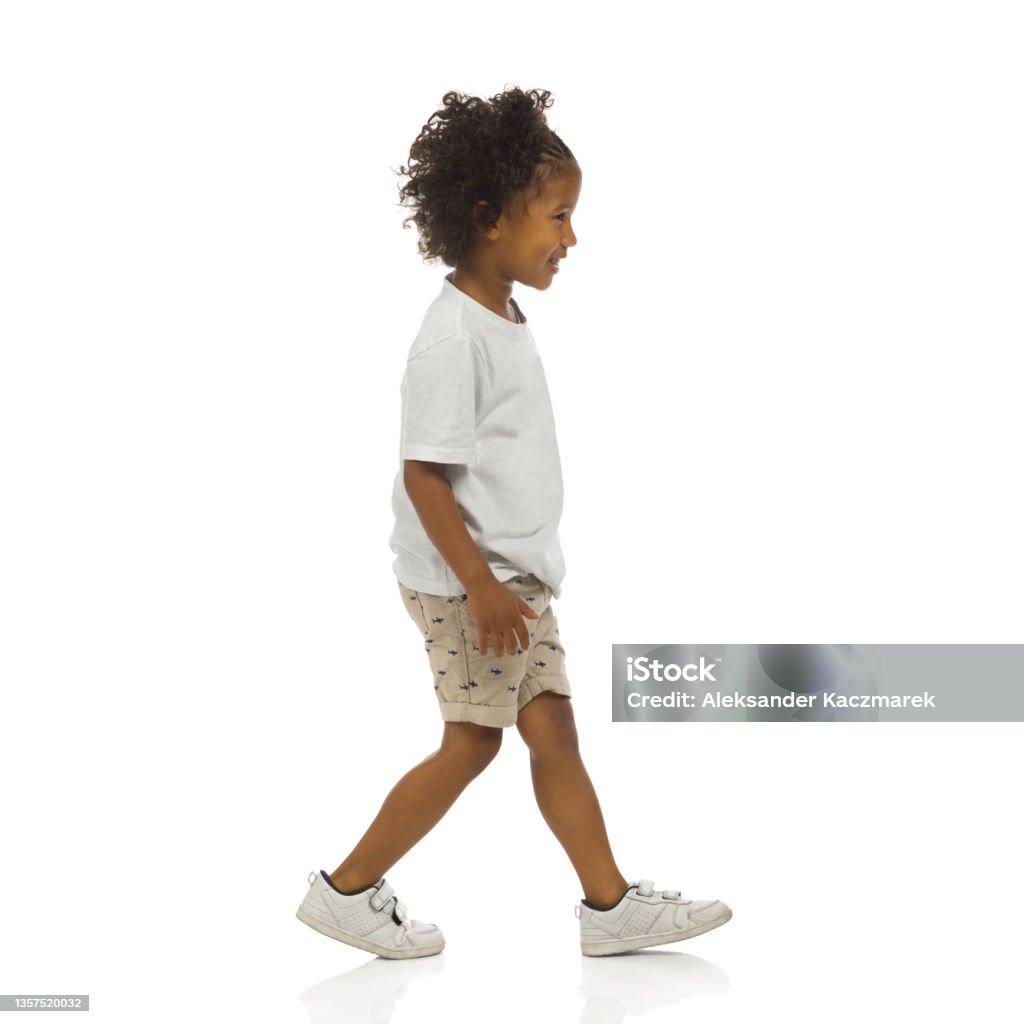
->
[637,879,654,898]
[393,899,409,924]
[664,889,681,900]
[369,881,396,912]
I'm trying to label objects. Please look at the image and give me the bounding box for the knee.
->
[517,694,580,757]
[440,721,503,775]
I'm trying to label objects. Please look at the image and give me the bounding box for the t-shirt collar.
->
[443,272,528,330]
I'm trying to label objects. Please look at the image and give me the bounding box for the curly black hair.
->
[394,86,578,268]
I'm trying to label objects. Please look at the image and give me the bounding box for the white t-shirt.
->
[389,272,566,598]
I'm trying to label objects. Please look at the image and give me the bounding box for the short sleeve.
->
[400,335,478,466]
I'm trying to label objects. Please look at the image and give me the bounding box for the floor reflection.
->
[298,955,445,1024]
[579,950,730,1022]
[297,947,728,1023]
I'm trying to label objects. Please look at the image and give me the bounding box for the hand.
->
[464,576,541,657]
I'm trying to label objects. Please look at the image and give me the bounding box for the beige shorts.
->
[398,573,572,728]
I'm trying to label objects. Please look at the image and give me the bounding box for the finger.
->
[504,627,519,657]
[465,605,484,656]
[518,599,541,620]
[514,617,530,652]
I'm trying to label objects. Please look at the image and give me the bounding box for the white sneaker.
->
[296,870,445,959]
[577,879,732,956]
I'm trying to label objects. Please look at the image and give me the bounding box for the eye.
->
[556,212,567,221]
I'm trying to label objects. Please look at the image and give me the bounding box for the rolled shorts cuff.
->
[518,675,572,706]
[438,701,519,728]
[438,677,573,729]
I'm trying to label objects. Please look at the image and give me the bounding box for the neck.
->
[449,267,519,323]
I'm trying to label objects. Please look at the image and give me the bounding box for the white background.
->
[2,2,1022,1022]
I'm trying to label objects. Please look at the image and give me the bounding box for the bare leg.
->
[516,692,630,906]
[330,721,502,892]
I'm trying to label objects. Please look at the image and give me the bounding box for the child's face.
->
[492,167,581,290]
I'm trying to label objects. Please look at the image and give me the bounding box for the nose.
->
[561,220,577,249]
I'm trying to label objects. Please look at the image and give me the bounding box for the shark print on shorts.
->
[396,573,571,728]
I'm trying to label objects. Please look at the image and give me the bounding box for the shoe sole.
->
[295,904,445,960]
[580,904,733,957]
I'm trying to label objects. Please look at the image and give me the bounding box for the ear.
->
[472,199,503,241]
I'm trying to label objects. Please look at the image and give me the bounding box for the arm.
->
[403,459,539,657]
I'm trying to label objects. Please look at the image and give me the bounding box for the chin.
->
[516,269,554,291]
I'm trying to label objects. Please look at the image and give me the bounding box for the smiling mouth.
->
[548,257,560,269]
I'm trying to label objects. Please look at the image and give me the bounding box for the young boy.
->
[296,86,732,959]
